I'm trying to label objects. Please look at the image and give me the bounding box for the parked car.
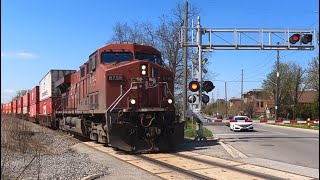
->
[229,116,254,131]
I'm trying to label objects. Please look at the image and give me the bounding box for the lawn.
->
[269,123,319,130]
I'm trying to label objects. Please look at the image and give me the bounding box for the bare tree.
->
[11,90,28,101]
[106,2,205,102]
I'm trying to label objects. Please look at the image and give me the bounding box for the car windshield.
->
[135,53,162,65]
[234,117,248,120]
[101,52,133,63]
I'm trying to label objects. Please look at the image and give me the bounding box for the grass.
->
[269,123,319,130]
[184,119,213,138]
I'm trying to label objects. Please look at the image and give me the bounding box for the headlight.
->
[141,64,148,76]
[130,99,136,105]
[167,98,173,104]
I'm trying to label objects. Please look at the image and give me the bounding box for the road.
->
[204,122,319,171]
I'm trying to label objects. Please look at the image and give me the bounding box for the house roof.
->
[298,91,318,103]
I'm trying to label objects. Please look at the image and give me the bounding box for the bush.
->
[184,119,213,138]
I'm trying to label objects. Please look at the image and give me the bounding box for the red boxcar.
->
[22,92,30,120]
[29,86,39,123]
[17,97,23,118]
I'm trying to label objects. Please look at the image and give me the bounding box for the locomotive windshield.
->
[135,53,162,65]
[101,52,133,63]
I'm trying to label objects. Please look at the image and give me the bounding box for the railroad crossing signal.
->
[181,15,315,112]
[188,80,215,104]
[289,33,313,44]
[189,81,200,92]
[301,34,313,44]
[202,81,215,93]
[188,95,196,103]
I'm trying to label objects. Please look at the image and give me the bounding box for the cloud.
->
[2,89,16,94]
[1,51,37,59]
[1,89,16,103]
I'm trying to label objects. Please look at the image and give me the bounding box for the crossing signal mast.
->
[181,16,315,114]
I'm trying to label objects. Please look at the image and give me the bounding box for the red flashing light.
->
[289,34,300,44]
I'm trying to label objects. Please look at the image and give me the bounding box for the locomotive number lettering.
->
[162,76,173,81]
[108,75,123,81]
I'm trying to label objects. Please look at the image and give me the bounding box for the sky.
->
[1,0,319,103]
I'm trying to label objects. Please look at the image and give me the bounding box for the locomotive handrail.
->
[158,82,174,98]
[106,81,174,117]
[108,82,142,113]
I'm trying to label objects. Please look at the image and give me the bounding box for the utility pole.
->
[240,69,243,114]
[217,89,219,115]
[182,1,188,121]
[225,81,228,118]
[275,42,280,121]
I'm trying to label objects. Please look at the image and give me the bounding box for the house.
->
[229,89,318,118]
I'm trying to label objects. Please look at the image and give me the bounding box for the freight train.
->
[1,42,185,153]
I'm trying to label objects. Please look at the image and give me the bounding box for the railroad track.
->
[83,141,314,180]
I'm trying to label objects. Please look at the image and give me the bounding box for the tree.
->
[305,31,319,119]
[262,61,307,118]
[107,3,212,102]
[11,90,28,101]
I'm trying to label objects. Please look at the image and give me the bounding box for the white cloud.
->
[2,89,16,94]
[1,51,36,59]
[1,89,16,103]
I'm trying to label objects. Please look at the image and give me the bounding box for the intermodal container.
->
[8,102,12,114]
[29,86,39,105]
[29,103,39,118]
[17,97,23,115]
[23,92,30,114]
[39,69,76,102]
[12,100,17,114]
[68,71,80,110]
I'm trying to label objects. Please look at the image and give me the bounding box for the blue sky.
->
[1,0,319,103]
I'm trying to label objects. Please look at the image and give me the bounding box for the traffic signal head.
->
[202,81,215,93]
[189,81,200,92]
[301,34,312,44]
[289,34,300,44]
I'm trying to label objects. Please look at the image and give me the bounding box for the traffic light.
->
[301,34,312,44]
[202,81,215,93]
[289,34,300,44]
[189,81,200,92]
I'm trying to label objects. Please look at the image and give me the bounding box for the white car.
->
[229,116,254,131]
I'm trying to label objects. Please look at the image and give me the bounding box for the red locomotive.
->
[2,43,185,153]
